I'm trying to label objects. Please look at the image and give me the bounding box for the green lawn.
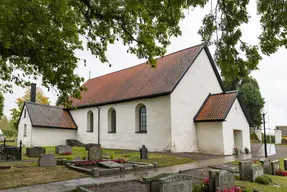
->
[236,175,287,192]
[15,146,194,167]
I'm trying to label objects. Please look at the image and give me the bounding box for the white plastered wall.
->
[222,99,251,155]
[31,127,77,146]
[17,106,33,147]
[70,95,171,151]
[170,49,223,152]
[196,122,224,154]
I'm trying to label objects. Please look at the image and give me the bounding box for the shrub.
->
[263,175,272,183]
[243,188,254,192]
[66,156,73,161]
[255,176,270,185]
[110,152,115,160]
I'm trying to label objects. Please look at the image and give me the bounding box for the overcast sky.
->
[3,1,286,129]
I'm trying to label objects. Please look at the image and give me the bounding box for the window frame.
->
[24,109,27,118]
[24,124,27,137]
[108,109,117,133]
[137,105,147,133]
[87,111,94,132]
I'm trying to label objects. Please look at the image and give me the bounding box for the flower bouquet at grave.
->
[62,152,72,155]
[233,147,239,155]
[217,186,241,192]
[72,158,126,166]
[275,169,287,176]
[252,160,261,165]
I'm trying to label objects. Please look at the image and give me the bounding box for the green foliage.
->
[192,183,208,192]
[0,0,286,105]
[0,92,3,118]
[66,156,73,161]
[250,133,260,142]
[255,175,270,185]
[225,76,264,128]
[262,134,275,143]
[109,152,115,160]
[263,175,272,183]
[10,88,50,130]
[242,188,254,192]
[0,116,17,137]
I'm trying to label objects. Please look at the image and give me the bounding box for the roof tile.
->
[71,44,205,107]
[194,91,238,122]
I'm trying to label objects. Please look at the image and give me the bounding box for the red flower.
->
[203,178,209,185]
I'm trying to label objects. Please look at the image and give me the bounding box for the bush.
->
[110,152,115,160]
[243,188,254,192]
[255,176,270,185]
[263,175,272,183]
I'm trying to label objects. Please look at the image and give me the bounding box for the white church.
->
[17,43,251,155]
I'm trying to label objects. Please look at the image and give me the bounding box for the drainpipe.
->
[96,106,100,144]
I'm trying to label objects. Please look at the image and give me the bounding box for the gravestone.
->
[209,170,220,192]
[55,145,72,154]
[140,145,148,159]
[284,159,287,171]
[38,154,56,167]
[88,147,102,161]
[251,164,264,182]
[271,160,280,175]
[215,171,235,191]
[85,143,101,150]
[158,174,193,192]
[27,147,46,157]
[239,161,252,181]
[259,158,271,174]
[98,161,124,168]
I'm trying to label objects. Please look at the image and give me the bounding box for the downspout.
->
[96,106,100,144]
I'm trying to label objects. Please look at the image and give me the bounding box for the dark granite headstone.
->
[209,170,220,192]
[38,154,56,167]
[284,159,287,171]
[85,143,101,150]
[55,145,72,154]
[140,145,148,159]
[215,171,235,191]
[27,147,46,157]
[88,147,102,161]
[158,174,192,192]
[239,161,252,181]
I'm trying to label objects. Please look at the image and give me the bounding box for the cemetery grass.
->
[235,175,287,192]
[20,147,194,167]
[0,162,87,190]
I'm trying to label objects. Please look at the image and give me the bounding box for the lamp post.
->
[262,113,267,158]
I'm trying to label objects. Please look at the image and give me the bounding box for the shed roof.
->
[25,102,77,129]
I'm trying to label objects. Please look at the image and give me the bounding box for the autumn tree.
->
[10,88,50,129]
[0,0,285,104]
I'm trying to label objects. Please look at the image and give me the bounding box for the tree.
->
[10,88,50,129]
[0,116,17,138]
[0,92,3,118]
[226,76,265,128]
[0,1,285,104]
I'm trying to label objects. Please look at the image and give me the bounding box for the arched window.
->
[139,106,147,132]
[108,108,116,133]
[87,111,94,132]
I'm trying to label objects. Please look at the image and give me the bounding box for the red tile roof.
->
[25,102,77,129]
[194,91,238,122]
[71,44,224,107]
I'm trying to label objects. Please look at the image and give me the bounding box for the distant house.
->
[276,126,287,139]
[17,43,251,155]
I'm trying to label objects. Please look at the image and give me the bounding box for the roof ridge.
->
[87,43,205,82]
[25,102,63,109]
